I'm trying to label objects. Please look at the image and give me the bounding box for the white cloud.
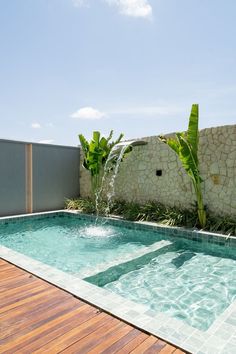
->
[72,0,152,19]
[72,0,88,7]
[31,122,41,129]
[105,0,152,18]
[38,139,54,144]
[71,107,107,120]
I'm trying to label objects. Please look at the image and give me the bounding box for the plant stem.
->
[193,179,206,228]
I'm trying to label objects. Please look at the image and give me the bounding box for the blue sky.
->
[1,0,235,146]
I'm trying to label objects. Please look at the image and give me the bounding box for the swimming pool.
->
[0,212,169,277]
[87,238,236,331]
[0,211,236,353]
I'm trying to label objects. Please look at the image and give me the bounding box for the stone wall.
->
[79,124,236,217]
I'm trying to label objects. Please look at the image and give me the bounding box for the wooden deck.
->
[0,259,186,353]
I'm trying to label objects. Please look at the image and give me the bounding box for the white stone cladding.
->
[79,124,236,217]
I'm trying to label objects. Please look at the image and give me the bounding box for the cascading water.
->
[95,140,147,220]
[104,143,131,216]
[95,141,132,219]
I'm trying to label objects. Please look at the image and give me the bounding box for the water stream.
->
[105,144,130,216]
[95,141,134,219]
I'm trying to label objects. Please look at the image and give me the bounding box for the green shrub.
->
[205,215,236,236]
[65,198,236,236]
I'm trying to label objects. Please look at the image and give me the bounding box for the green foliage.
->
[159,104,206,228]
[79,130,124,177]
[78,130,124,198]
[65,198,97,214]
[205,215,236,236]
[65,198,236,236]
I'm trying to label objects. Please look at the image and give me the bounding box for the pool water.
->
[92,239,236,331]
[0,213,235,332]
[0,214,166,277]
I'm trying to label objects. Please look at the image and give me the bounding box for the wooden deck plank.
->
[174,349,187,353]
[129,336,159,353]
[86,322,134,354]
[159,344,177,353]
[0,305,93,352]
[0,262,20,270]
[0,276,41,299]
[35,313,118,353]
[0,263,16,271]
[32,312,109,353]
[0,269,24,281]
[115,332,149,353]
[0,287,60,315]
[12,308,102,353]
[60,319,124,353]
[0,273,35,292]
[90,328,141,354]
[0,262,23,272]
[0,287,64,320]
[143,339,167,353]
[0,296,81,341]
[0,259,186,354]
[0,283,52,309]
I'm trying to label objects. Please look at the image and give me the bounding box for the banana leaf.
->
[186,104,199,162]
[159,104,206,228]
[78,130,130,199]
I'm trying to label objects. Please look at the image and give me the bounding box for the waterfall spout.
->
[115,140,148,147]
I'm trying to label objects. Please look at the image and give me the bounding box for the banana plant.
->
[79,130,126,199]
[159,104,206,228]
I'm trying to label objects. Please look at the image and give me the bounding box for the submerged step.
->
[84,240,173,286]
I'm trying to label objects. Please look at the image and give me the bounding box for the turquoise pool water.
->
[0,214,165,277]
[88,239,236,331]
[0,213,235,332]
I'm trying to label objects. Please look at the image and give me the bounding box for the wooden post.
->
[25,144,33,213]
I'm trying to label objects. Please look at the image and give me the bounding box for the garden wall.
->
[79,124,236,217]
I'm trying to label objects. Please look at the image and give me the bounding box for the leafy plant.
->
[65,198,197,226]
[159,104,206,228]
[79,130,124,199]
[65,198,106,214]
[65,198,236,236]
[65,198,96,214]
[205,214,236,236]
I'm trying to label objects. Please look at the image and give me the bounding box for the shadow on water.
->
[171,251,196,268]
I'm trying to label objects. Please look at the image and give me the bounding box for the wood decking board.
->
[0,259,186,353]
